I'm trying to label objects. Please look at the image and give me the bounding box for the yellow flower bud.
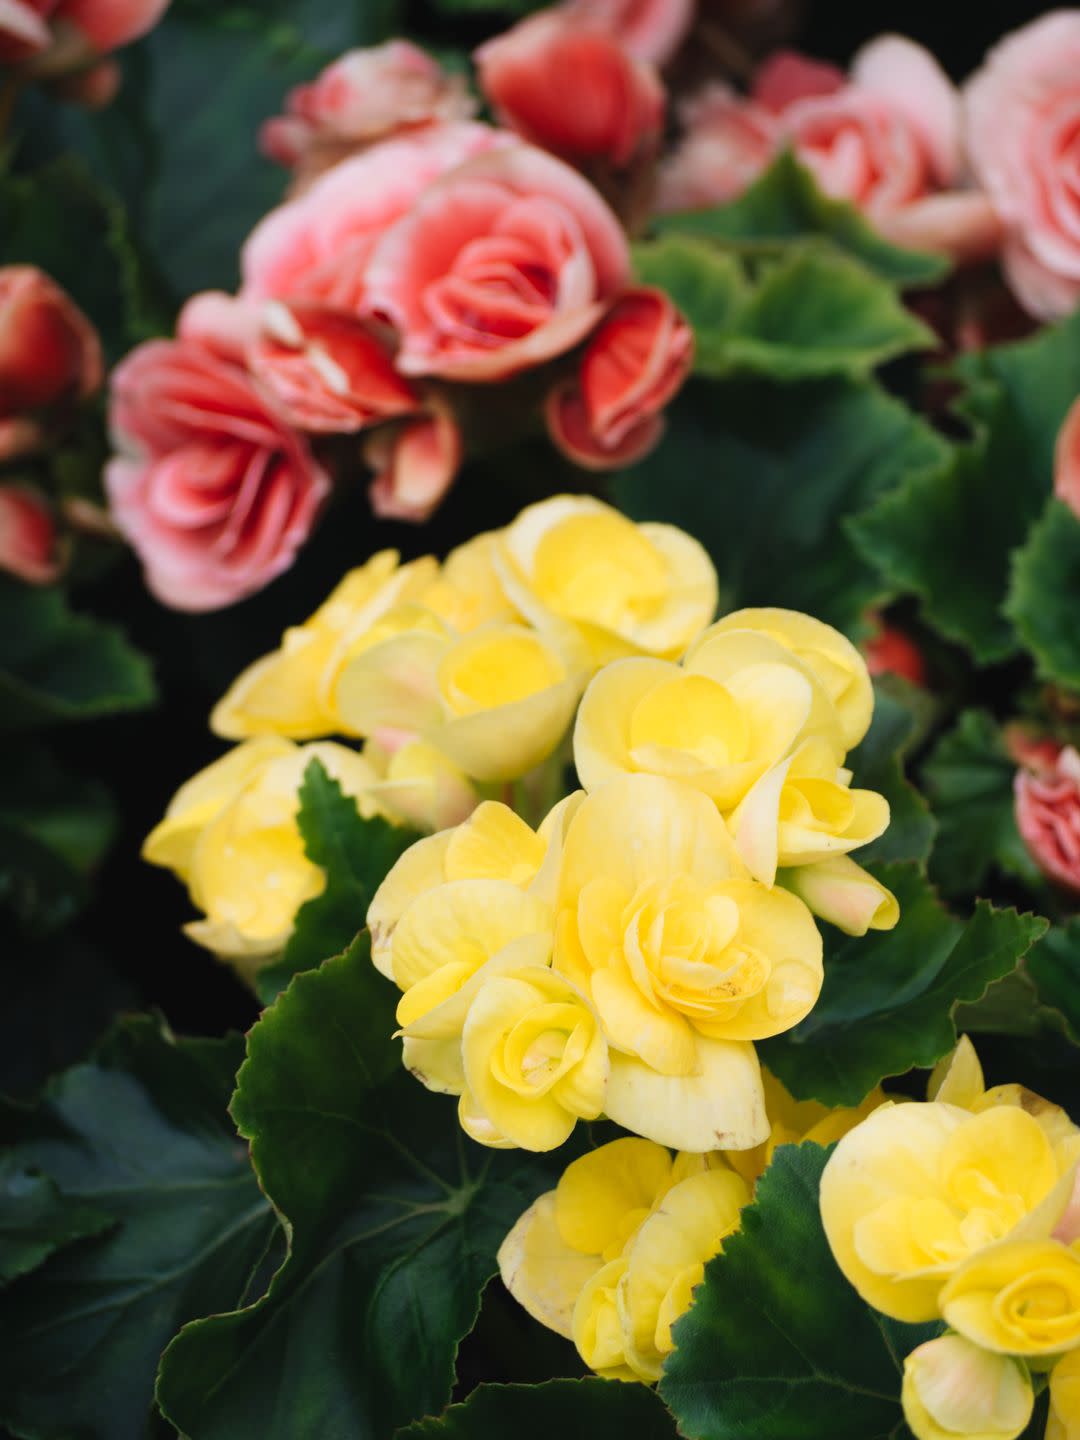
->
[1048,1349,1080,1440]
[362,737,476,832]
[496,495,718,669]
[820,1100,1074,1323]
[211,551,438,740]
[901,1334,1033,1440]
[144,739,387,976]
[704,607,874,751]
[555,773,822,1150]
[941,1240,1080,1356]
[779,854,899,936]
[574,629,844,811]
[336,620,580,783]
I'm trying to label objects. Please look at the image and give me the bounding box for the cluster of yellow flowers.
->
[498,1072,883,1380]
[822,1037,1080,1440]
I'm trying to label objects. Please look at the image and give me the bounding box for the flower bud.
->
[0,266,101,420]
[0,483,60,585]
[901,1334,1033,1440]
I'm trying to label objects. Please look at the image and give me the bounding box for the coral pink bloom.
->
[366,405,462,522]
[1055,395,1080,520]
[364,142,631,380]
[658,83,777,210]
[752,50,844,112]
[1015,744,1080,893]
[55,0,170,51]
[106,340,330,611]
[966,12,1080,320]
[863,622,927,688]
[249,300,420,434]
[560,0,693,66]
[241,122,502,313]
[260,41,475,171]
[547,286,691,469]
[476,12,664,169]
[0,266,101,418]
[0,0,54,62]
[0,484,59,585]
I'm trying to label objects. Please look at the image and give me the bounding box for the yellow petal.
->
[902,1333,1033,1440]
[444,802,546,885]
[1049,1350,1080,1440]
[780,855,899,935]
[929,1036,987,1108]
[333,629,447,739]
[436,677,581,783]
[554,1137,674,1258]
[367,831,452,979]
[498,1191,605,1341]
[573,1257,634,1377]
[573,657,684,793]
[941,1240,1080,1356]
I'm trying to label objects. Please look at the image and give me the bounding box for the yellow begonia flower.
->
[555,773,826,1151]
[725,1068,886,1187]
[458,964,608,1151]
[361,737,476,833]
[144,738,388,975]
[779,854,900,936]
[495,494,718,670]
[574,629,844,812]
[941,1240,1080,1356]
[901,1334,1033,1440]
[497,1137,745,1381]
[1048,1349,1080,1440]
[211,550,438,740]
[704,607,874,752]
[335,620,581,783]
[367,797,575,978]
[419,532,518,633]
[820,1100,1077,1324]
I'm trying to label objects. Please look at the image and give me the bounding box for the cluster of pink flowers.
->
[660,12,1080,321]
[0,0,170,106]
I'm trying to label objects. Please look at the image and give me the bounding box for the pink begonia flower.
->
[559,0,693,66]
[0,266,101,418]
[241,122,504,313]
[0,484,60,584]
[1015,743,1080,893]
[1055,395,1080,520]
[965,11,1080,320]
[659,34,1000,262]
[475,11,664,169]
[547,286,691,469]
[260,40,475,172]
[862,621,927,689]
[364,141,631,380]
[0,0,53,62]
[365,404,463,522]
[56,0,170,52]
[106,339,330,611]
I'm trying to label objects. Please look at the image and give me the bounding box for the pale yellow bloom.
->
[144,738,388,976]
[361,736,476,833]
[704,607,874,751]
[574,628,844,811]
[901,1334,1033,1440]
[335,620,581,782]
[555,773,826,1151]
[1048,1349,1080,1440]
[780,854,899,936]
[495,495,718,669]
[941,1240,1080,1356]
[820,1099,1077,1323]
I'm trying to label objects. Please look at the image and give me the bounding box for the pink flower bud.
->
[0,266,102,420]
[365,405,462,523]
[863,622,927,688]
[0,483,60,585]
[54,0,170,53]
[1055,396,1080,522]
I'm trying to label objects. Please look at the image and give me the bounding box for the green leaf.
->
[760,864,1048,1105]
[157,937,559,1440]
[615,378,949,636]
[0,575,155,731]
[854,310,1080,664]
[255,760,422,1003]
[397,1380,679,1438]
[1007,500,1080,689]
[633,236,932,381]
[0,1158,112,1284]
[660,1143,936,1439]
[653,151,949,288]
[923,710,1044,899]
[847,681,936,866]
[0,1017,273,1440]
[1028,919,1080,1045]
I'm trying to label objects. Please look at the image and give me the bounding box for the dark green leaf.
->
[0,575,155,730]
[761,864,1048,1105]
[255,760,422,1003]
[0,1017,273,1440]
[653,151,949,288]
[158,936,559,1440]
[0,1159,112,1284]
[1028,919,1080,1045]
[615,378,949,636]
[848,681,936,866]
[660,1143,935,1439]
[1007,500,1080,689]
[632,235,749,375]
[398,1380,678,1437]
[923,710,1044,899]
